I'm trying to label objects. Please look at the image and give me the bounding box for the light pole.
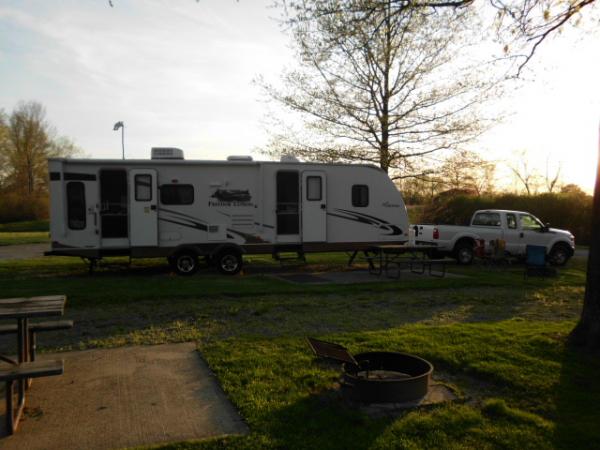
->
[113,121,125,159]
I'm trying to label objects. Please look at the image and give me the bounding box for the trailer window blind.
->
[351,185,369,207]
[67,182,86,230]
[160,184,194,205]
[135,174,152,201]
[306,176,322,201]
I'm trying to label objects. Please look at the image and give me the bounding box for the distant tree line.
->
[0,101,78,223]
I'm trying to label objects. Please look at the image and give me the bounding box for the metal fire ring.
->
[341,351,433,403]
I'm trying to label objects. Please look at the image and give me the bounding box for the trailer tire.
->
[170,251,200,276]
[548,243,571,266]
[454,240,474,265]
[215,249,243,275]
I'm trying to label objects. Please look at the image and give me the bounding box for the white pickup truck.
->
[413,209,575,266]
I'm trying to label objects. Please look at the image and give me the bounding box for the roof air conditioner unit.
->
[227,155,253,161]
[151,147,184,160]
[280,155,299,163]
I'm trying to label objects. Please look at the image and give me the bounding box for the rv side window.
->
[306,176,322,201]
[352,185,369,207]
[67,182,86,230]
[135,174,152,201]
[160,184,194,205]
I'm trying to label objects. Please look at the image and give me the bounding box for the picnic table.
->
[0,295,67,434]
[348,244,447,279]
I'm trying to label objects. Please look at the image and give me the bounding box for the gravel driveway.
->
[0,243,49,260]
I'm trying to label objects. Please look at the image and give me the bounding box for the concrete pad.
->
[0,343,248,450]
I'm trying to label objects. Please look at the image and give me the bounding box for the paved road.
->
[575,248,589,258]
[0,243,49,260]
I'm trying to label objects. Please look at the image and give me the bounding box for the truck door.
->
[503,212,523,255]
[301,171,327,242]
[129,169,158,247]
[518,213,548,250]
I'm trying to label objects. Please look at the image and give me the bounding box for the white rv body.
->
[46,154,409,261]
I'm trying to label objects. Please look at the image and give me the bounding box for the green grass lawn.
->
[0,231,49,246]
[0,220,50,245]
[0,253,597,449]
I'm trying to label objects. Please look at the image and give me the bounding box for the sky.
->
[0,0,598,193]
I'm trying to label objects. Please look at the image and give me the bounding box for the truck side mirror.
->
[543,223,551,232]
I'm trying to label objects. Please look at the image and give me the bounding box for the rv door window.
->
[306,176,322,201]
[160,184,194,205]
[67,182,86,230]
[135,174,152,201]
[352,185,369,207]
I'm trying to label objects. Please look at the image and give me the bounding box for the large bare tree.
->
[262,0,506,179]
[335,0,598,76]
[267,0,600,349]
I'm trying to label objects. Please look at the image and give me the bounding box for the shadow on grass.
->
[553,345,600,449]
[255,389,391,450]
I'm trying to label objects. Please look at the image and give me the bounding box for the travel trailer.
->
[45,148,409,275]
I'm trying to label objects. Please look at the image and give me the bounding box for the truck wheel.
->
[215,249,243,275]
[170,251,199,276]
[549,244,571,266]
[454,242,474,265]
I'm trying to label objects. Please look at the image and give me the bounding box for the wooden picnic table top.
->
[0,295,66,319]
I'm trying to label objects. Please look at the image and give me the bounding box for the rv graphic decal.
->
[158,208,208,232]
[209,189,253,207]
[226,229,268,244]
[327,208,403,236]
[158,208,269,244]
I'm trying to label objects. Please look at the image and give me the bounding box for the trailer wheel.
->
[170,251,200,276]
[215,249,243,275]
[454,241,474,265]
[548,243,571,266]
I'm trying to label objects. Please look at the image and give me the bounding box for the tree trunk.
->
[379,0,392,175]
[569,127,600,350]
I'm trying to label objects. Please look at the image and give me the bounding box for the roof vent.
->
[227,155,253,161]
[280,155,299,163]
[151,147,184,160]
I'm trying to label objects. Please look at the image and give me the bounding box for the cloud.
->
[0,0,292,159]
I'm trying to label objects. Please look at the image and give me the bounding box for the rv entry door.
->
[129,169,158,247]
[302,171,327,242]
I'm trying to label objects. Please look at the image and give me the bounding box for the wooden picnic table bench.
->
[0,320,74,361]
[0,359,64,434]
[385,258,448,279]
[0,295,69,434]
[348,244,444,279]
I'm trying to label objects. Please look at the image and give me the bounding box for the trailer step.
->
[273,251,306,265]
